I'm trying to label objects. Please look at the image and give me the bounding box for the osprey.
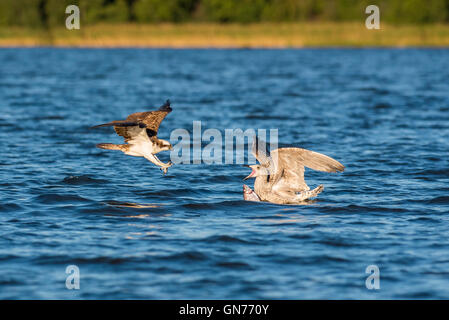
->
[92,100,174,174]
[243,136,344,204]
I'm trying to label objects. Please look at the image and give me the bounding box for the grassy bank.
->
[1,22,449,47]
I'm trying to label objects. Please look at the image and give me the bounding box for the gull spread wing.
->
[272,147,345,173]
[251,136,272,167]
[270,147,345,191]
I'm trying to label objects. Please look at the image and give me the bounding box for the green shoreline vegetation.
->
[1,0,449,47]
[1,23,449,47]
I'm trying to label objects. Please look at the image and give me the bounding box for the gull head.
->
[243,165,269,180]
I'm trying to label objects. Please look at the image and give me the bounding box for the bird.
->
[243,136,344,204]
[243,184,261,202]
[91,99,174,174]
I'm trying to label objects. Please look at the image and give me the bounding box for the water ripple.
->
[1,48,449,299]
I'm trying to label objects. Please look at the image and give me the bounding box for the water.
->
[1,48,448,299]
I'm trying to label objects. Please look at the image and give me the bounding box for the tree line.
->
[0,0,448,27]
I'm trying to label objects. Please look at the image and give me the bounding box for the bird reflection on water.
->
[105,200,161,209]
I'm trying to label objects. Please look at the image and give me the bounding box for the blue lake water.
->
[0,48,448,299]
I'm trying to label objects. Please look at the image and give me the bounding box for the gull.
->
[91,99,174,174]
[243,184,261,202]
[243,137,344,204]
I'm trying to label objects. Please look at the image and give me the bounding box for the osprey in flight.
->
[92,100,173,174]
[243,137,344,204]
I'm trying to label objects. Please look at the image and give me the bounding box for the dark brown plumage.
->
[91,99,172,138]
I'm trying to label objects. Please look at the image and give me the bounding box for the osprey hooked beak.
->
[243,165,256,180]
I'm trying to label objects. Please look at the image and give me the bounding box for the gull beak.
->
[243,165,255,180]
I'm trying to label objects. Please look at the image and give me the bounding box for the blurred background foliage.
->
[0,0,448,27]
